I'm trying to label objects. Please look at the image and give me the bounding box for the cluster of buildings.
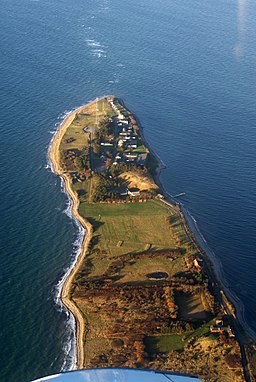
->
[210,319,235,338]
[109,186,141,198]
[185,255,204,272]
[109,99,148,167]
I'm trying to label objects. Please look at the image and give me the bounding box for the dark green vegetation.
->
[144,334,186,354]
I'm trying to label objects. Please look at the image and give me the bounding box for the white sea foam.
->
[86,41,101,47]
[108,74,119,84]
[61,314,77,371]
[47,109,88,370]
[58,183,85,365]
[52,180,85,371]
[85,38,107,59]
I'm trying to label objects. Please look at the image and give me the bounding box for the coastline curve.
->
[49,102,95,369]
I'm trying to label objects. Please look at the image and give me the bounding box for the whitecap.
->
[85,38,107,58]
[52,189,85,370]
[46,107,90,369]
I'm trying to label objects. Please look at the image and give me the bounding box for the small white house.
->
[100,142,113,147]
[128,188,140,197]
[127,144,137,149]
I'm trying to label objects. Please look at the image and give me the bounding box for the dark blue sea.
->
[1,0,256,380]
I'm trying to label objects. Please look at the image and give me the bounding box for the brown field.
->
[120,171,159,191]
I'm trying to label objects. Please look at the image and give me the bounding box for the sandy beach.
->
[49,103,94,368]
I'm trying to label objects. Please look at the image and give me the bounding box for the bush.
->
[112,338,124,348]
[225,353,241,368]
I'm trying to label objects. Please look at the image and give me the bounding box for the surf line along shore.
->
[49,102,96,369]
[48,96,253,380]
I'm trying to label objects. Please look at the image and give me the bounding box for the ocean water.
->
[1,0,256,380]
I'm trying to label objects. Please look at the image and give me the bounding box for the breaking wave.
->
[47,113,87,371]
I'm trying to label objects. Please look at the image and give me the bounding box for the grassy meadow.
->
[59,98,114,154]
[77,200,191,282]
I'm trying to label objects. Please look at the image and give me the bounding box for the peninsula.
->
[49,96,256,381]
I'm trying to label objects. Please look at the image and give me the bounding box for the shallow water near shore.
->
[1,0,256,380]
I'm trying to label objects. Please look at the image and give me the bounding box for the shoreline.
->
[161,188,256,343]
[182,206,256,342]
[135,104,256,343]
[49,102,95,369]
[126,106,247,337]
[49,97,254,375]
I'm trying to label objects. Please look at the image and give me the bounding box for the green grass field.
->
[144,334,185,354]
[119,256,186,283]
[132,144,148,154]
[144,320,215,355]
[60,98,114,153]
[78,200,190,279]
[79,200,178,254]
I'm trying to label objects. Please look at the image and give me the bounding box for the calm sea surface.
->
[1,0,256,380]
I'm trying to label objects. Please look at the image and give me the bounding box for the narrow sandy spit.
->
[49,103,95,369]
